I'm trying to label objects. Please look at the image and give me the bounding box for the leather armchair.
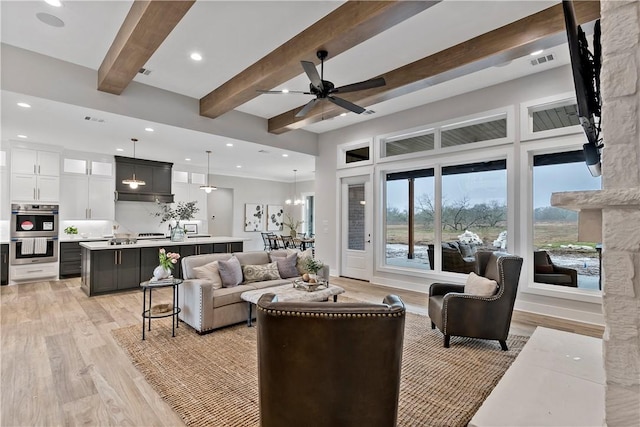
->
[427,243,477,273]
[428,251,523,351]
[533,250,578,287]
[257,293,406,427]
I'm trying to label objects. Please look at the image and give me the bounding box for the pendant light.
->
[285,169,304,205]
[122,138,146,189]
[200,150,217,193]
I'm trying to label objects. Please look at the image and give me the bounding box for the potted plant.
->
[153,248,180,281]
[303,257,324,281]
[282,213,303,238]
[154,201,200,241]
[64,226,78,238]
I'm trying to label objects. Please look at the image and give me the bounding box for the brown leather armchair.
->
[427,243,477,273]
[428,251,523,351]
[257,293,406,427]
[533,250,577,287]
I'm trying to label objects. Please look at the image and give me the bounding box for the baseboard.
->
[512,308,605,338]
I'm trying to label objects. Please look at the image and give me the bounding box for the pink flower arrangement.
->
[159,248,180,270]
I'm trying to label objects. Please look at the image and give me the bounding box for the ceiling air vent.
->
[138,67,152,76]
[530,53,555,66]
[84,116,105,123]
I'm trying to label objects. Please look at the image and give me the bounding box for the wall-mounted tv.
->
[562,0,602,177]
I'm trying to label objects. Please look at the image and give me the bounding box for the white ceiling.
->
[1,0,571,181]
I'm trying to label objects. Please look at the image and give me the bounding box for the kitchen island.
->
[80,237,249,296]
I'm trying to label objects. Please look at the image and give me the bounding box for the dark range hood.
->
[115,156,174,203]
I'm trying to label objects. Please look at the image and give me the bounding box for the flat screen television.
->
[562,0,602,177]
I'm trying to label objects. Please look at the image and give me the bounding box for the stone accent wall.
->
[600,1,640,425]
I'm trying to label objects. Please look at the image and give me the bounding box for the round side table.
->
[140,278,183,340]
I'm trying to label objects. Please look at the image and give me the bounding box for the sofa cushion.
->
[270,252,299,279]
[234,251,270,266]
[250,278,294,290]
[464,272,498,297]
[218,256,243,288]
[192,261,222,289]
[242,262,281,284]
[182,253,232,280]
[212,284,255,308]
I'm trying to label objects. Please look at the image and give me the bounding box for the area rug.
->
[112,299,528,427]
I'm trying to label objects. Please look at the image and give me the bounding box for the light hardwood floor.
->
[0,276,603,426]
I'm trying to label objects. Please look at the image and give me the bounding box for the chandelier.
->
[285,169,304,205]
[200,150,217,193]
[121,138,146,189]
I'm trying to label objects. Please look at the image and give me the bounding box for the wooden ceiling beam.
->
[98,0,195,95]
[268,1,600,134]
[199,1,440,119]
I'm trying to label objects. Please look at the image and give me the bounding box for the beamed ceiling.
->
[0,1,600,181]
[98,0,599,135]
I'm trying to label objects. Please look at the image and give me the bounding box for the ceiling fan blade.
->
[295,98,319,118]
[328,96,366,114]
[301,61,324,91]
[257,90,312,94]
[330,77,386,94]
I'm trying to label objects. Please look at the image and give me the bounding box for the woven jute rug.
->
[112,298,528,427]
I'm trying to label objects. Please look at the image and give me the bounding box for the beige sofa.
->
[178,250,329,334]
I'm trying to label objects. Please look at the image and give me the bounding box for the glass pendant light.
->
[285,169,304,205]
[122,138,146,189]
[200,150,217,193]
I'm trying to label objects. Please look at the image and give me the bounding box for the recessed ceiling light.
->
[17,102,31,108]
[17,134,27,139]
[44,0,62,6]
[530,49,544,56]
[339,112,347,117]
[236,165,242,168]
[116,148,124,152]
[226,143,233,147]
[185,158,191,161]
[281,89,289,94]
[144,127,154,132]
[190,52,202,61]
[282,154,289,157]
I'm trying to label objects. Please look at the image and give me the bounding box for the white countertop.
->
[79,236,249,250]
[59,236,110,242]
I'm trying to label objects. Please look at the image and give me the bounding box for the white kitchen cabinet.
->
[172,175,207,221]
[11,174,60,202]
[63,157,112,177]
[11,148,60,202]
[60,174,114,220]
[12,148,59,176]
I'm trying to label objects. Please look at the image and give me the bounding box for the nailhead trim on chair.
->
[442,255,518,334]
[257,305,404,318]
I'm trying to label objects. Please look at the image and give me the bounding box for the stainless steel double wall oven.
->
[10,203,59,265]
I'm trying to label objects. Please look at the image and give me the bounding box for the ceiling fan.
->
[258,50,386,118]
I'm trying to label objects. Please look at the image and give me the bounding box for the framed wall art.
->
[244,203,265,231]
[267,205,284,231]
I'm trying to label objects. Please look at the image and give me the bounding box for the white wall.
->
[314,64,604,324]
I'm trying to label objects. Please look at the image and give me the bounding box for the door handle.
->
[33,188,36,200]
[114,251,118,264]
[37,188,40,200]
[118,250,122,264]
[367,240,371,243]
[89,208,92,219]
[33,164,36,174]
[38,165,41,174]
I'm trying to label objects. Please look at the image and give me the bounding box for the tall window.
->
[533,151,602,290]
[385,169,434,270]
[441,160,507,273]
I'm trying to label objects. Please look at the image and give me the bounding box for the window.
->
[382,131,435,158]
[532,151,602,291]
[385,169,434,270]
[441,160,507,273]
[521,94,583,141]
[346,147,370,164]
[348,185,365,250]
[441,115,507,148]
[532,103,580,132]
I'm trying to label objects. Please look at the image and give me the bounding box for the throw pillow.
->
[217,256,243,288]
[270,252,299,279]
[241,262,281,284]
[535,264,555,274]
[192,261,223,290]
[464,272,498,297]
[293,248,314,274]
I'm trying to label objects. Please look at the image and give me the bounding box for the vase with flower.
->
[282,213,304,238]
[153,248,180,281]
[154,201,200,242]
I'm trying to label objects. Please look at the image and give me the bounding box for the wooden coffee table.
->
[240,282,345,326]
